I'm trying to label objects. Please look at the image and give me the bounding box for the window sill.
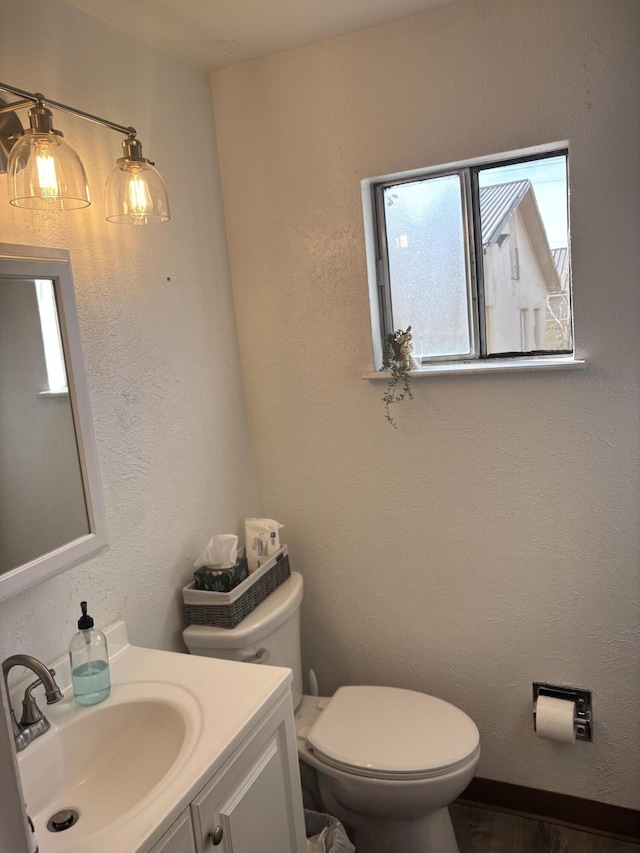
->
[364,356,586,380]
[38,389,70,398]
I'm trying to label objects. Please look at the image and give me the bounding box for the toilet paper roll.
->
[535,695,576,743]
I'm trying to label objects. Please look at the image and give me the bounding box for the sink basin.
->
[18,681,199,848]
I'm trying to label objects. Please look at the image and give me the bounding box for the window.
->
[366,146,574,369]
[534,307,542,349]
[35,278,68,393]
[510,219,520,281]
[519,308,529,351]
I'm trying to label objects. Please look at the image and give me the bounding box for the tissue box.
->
[183,546,291,628]
[193,558,249,592]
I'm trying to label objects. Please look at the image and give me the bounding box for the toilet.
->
[183,572,480,853]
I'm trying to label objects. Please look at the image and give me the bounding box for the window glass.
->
[35,279,68,393]
[383,174,471,359]
[477,155,571,355]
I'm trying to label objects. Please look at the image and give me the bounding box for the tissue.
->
[193,534,248,592]
[194,534,238,569]
[535,695,576,744]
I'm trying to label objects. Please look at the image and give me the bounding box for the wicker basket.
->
[183,546,291,629]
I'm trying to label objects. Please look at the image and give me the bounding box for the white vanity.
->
[153,696,303,853]
[13,622,307,853]
[150,694,304,853]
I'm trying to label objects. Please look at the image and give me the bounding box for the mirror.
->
[0,244,107,600]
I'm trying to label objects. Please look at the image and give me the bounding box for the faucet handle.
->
[21,678,45,727]
[37,668,64,704]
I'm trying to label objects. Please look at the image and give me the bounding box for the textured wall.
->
[0,0,258,660]
[212,0,640,806]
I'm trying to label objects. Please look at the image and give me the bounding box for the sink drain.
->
[47,809,79,832]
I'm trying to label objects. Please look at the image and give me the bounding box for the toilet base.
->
[316,771,461,853]
[351,807,459,853]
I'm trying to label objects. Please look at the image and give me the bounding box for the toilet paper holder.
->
[532,682,593,741]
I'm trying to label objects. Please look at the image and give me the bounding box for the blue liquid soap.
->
[71,659,111,706]
[69,601,111,706]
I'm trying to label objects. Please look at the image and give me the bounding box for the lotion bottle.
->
[69,601,111,706]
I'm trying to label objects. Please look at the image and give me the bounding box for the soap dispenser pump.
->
[69,601,111,706]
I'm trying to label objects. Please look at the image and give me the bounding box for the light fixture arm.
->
[0,82,136,138]
[0,98,33,115]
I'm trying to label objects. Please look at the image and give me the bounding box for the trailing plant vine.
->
[381,326,415,428]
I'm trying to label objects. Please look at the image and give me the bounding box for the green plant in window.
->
[381,326,415,428]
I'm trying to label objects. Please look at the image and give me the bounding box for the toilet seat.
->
[305,686,480,781]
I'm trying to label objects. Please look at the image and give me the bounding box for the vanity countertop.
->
[15,621,292,853]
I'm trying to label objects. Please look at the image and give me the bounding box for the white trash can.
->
[305,809,355,853]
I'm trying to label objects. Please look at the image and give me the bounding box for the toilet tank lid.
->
[184,572,303,649]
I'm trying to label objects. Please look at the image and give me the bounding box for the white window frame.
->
[361,142,585,378]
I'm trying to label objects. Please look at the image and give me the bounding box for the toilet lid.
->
[306,686,480,779]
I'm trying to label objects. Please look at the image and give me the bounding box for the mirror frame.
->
[0,243,107,601]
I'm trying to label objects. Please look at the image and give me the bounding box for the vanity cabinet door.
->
[149,810,196,853]
[191,695,306,853]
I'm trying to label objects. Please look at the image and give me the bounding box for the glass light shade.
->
[104,159,170,224]
[7,132,90,210]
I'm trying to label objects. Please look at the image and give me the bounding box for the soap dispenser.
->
[69,601,111,706]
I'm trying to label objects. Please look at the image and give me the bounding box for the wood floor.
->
[450,804,640,852]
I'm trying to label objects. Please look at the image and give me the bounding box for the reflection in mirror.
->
[0,277,90,571]
[0,245,107,600]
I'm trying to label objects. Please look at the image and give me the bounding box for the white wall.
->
[484,209,550,353]
[211,0,640,807]
[0,0,257,675]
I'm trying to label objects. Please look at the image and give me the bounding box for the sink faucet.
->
[2,655,64,752]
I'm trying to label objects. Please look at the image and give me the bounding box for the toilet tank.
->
[183,572,304,709]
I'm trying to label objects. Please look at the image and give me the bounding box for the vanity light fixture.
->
[0,82,170,224]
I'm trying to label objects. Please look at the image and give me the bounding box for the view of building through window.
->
[379,150,572,362]
[477,155,571,354]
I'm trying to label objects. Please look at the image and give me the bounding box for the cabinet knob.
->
[209,825,224,846]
